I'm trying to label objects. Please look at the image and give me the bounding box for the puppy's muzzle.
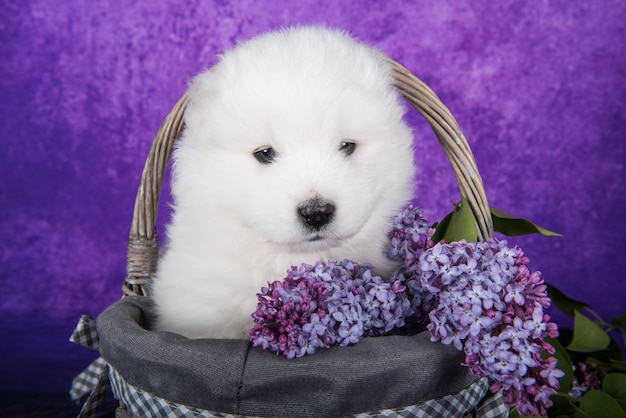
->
[298,199,335,231]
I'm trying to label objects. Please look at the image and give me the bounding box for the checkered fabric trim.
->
[75,358,111,418]
[351,377,506,418]
[109,367,242,418]
[110,367,506,418]
[70,314,100,350]
[70,315,112,418]
[69,357,108,401]
[69,315,104,402]
[475,389,509,418]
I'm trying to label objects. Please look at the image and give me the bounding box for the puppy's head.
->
[174,26,415,254]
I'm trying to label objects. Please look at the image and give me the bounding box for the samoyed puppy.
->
[152,26,416,339]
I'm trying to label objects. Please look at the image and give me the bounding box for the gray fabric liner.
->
[96,296,478,417]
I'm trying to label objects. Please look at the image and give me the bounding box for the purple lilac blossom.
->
[386,205,437,324]
[249,260,412,359]
[568,362,608,398]
[409,239,562,416]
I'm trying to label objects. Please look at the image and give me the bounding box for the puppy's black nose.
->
[298,199,335,230]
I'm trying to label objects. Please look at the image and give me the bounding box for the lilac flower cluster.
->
[414,239,562,416]
[386,205,437,324]
[249,204,563,416]
[386,204,433,266]
[569,361,608,398]
[249,260,412,359]
[384,205,563,415]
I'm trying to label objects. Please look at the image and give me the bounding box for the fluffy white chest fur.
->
[152,26,416,339]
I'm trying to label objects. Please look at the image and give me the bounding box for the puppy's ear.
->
[184,69,218,141]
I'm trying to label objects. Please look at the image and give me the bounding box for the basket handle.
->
[123,58,493,297]
[389,59,493,242]
[123,94,188,297]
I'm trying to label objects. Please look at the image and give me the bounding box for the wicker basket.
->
[71,57,506,418]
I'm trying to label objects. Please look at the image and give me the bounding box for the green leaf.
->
[547,283,589,317]
[490,207,562,237]
[567,311,611,353]
[574,390,626,418]
[549,393,579,417]
[603,373,626,411]
[440,199,478,243]
[608,359,626,374]
[557,327,574,347]
[545,337,574,393]
[587,336,623,363]
[509,408,545,418]
[431,210,452,243]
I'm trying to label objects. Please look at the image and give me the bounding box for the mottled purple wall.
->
[1,0,624,393]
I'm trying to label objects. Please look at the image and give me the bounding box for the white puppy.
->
[152,26,416,339]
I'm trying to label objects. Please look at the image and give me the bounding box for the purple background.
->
[1,0,624,393]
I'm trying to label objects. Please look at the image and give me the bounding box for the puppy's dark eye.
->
[253,147,277,165]
[339,141,356,156]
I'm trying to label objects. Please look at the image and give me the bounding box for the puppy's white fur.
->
[152,27,416,339]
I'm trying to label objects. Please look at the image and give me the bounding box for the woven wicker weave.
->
[122,57,493,298]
